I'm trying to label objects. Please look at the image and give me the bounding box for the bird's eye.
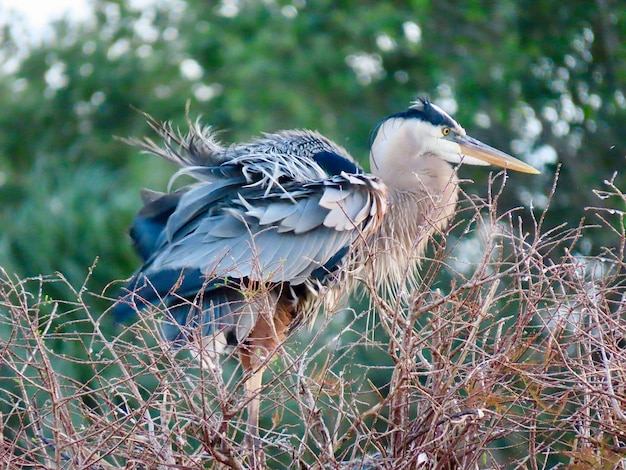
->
[442,127,451,136]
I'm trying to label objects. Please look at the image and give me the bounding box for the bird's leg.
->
[238,291,288,468]
[246,366,265,469]
[240,351,267,469]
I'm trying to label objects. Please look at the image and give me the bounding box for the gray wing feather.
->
[205,214,244,238]
[322,188,369,231]
[289,229,331,279]
[276,230,323,282]
[319,187,349,206]
[166,179,242,241]
[117,121,389,336]
[278,195,328,234]
[255,234,289,277]
[147,208,356,285]
[258,201,298,225]
[130,126,387,294]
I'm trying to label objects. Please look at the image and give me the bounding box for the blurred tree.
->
[0,1,624,466]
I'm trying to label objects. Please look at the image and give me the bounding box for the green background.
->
[0,1,624,466]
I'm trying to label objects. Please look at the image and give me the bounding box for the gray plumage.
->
[114,114,387,348]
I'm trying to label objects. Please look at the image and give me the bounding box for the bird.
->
[112,98,539,467]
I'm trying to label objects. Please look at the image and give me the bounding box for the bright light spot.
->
[449,236,483,275]
[281,5,298,18]
[549,79,568,94]
[403,21,422,44]
[154,84,172,99]
[552,120,570,137]
[564,54,576,69]
[103,2,121,24]
[434,83,458,115]
[180,58,203,81]
[557,66,570,81]
[566,131,582,151]
[518,187,549,209]
[192,83,223,102]
[107,38,131,60]
[49,196,64,215]
[436,97,458,115]
[586,119,597,133]
[615,90,626,109]
[2,56,20,75]
[45,62,69,90]
[163,27,179,42]
[561,95,576,122]
[134,16,159,43]
[82,41,97,55]
[474,112,491,129]
[394,70,409,84]
[559,94,581,123]
[588,94,602,110]
[13,78,28,93]
[78,119,92,134]
[218,0,240,18]
[511,139,528,156]
[531,57,554,81]
[136,44,153,58]
[345,53,385,86]
[512,103,544,143]
[528,144,558,170]
[490,64,505,82]
[129,0,159,9]
[1,0,91,43]
[90,91,106,106]
[168,1,187,22]
[376,33,396,52]
[542,105,558,122]
[525,115,543,139]
[592,70,604,84]
[75,101,90,117]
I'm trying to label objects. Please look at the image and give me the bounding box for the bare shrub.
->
[1,175,625,469]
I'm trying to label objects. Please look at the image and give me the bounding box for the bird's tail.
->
[119,111,226,169]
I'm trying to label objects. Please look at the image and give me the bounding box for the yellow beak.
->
[451,134,540,174]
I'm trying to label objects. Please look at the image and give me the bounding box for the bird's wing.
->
[144,173,383,286]
[130,190,183,261]
[114,152,386,319]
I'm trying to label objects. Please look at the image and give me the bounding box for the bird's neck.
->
[363,175,459,292]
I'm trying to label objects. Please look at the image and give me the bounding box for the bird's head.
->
[369,99,539,191]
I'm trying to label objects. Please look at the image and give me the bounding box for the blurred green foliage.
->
[0,0,624,464]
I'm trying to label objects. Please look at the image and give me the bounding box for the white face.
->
[405,103,492,167]
[369,117,461,191]
[369,111,538,190]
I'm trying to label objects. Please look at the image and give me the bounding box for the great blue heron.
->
[112,99,538,467]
